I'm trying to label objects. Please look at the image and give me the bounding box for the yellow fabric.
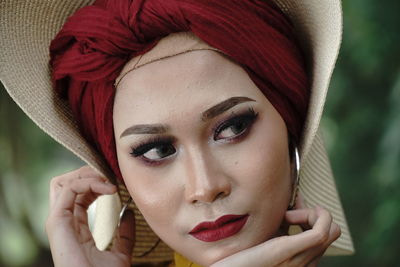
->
[172,252,203,267]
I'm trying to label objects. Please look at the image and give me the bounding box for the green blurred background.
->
[1,0,399,266]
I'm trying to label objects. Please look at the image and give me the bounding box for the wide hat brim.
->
[0,0,354,263]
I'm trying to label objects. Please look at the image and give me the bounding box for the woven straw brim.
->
[0,0,354,263]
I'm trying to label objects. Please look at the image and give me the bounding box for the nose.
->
[184,147,231,204]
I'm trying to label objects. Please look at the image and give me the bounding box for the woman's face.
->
[113,50,292,266]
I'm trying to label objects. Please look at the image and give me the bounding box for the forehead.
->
[113,50,262,124]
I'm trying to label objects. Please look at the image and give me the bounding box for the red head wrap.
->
[50,0,309,180]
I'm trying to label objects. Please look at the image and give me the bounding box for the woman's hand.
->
[46,166,135,267]
[210,206,341,267]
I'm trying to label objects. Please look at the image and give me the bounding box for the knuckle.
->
[49,169,80,187]
[332,222,342,240]
[49,175,62,187]
[317,206,330,218]
[313,229,329,245]
[325,210,333,222]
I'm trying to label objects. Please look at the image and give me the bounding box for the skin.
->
[114,50,292,265]
[46,50,341,267]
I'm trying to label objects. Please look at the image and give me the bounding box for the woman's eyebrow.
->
[120,96,255,138]
[201,96,256,121]
[120,124,169,138]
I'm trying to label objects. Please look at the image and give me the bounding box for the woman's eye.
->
[142,144,176,160]
[130,137,177,164]
[129,108,258,165]
[216,119,249,139]
[214,108,258,141]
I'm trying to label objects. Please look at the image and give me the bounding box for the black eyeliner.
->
[213,107,259,141]
[130,136,176,157]
[129,107,259,164]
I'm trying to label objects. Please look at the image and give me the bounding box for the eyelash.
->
[130,107,259,166]
[213,107,258,142]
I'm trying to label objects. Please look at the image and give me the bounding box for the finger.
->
[307,254,322,267]
[285,206,332,233]
[73,178,114,220]
[112,209,136,257]
[49,176,63,210]
[212,208,338,267]
[73,189,104,226]
[72,181,116,229]
[211,220,332,267]
[52,178,116,219]
[266,207,332,263]
[76,165,108,181]
[50,178,108,225]
[49,173,78,211]
[292,193,310,231]
[210,232,318,267]
[289,239,326,266]
[49,166,108,210]
[295,192,306,209]
[290,219,341,266]
[279,207,313,234]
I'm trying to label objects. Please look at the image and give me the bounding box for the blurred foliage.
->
[0,0,399,266]
[0,83,84,265]
[0,87,84,267]
[320,0,400,266]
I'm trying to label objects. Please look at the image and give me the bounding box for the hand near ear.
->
[46,166,135,267]
[210,201,340,267]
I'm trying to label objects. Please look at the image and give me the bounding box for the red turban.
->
[50,0,309,180]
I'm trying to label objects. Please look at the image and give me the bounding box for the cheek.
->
[251,137,291,203]
[226,118,291,228]
[227,119,291,198]
[246,145,290,197]
[118,157,182,231]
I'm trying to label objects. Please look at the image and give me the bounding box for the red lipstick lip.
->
[189,214,249,242]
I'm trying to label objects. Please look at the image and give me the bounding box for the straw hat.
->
[0,0,354,263]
